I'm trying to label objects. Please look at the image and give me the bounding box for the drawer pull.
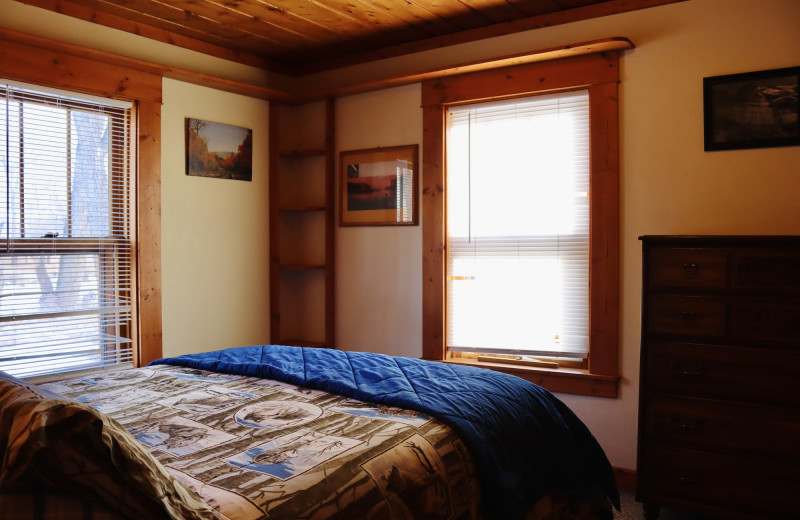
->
[669,362,706,377]
[681,263,698,277]
[680,311,697,325]
[666,415,702,432]
[667,469,701,485]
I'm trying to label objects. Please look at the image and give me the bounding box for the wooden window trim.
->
[421,52,620,398]
[0,35,163,367]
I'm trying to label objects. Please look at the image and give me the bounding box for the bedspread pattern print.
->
[43,363,481,520]
[152,345,619,520]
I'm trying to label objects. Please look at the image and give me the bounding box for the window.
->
[421,52,620,397]
[447,91,590,359]
[0,81,134,379]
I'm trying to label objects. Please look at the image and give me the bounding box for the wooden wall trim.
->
[421,52,622,392]
[324,98,336,348]
[421,104,447,361]
[588,80,621,377]
[0,26,631,104]
[135,100,163,365]
[0,27,292,103]
[15,0,281,72]
[0,28,163,102]
[0,30,165,365]
[268,104,282,344]
[614,467,637,490]
[295,37,633,102]
[421,51,620,107]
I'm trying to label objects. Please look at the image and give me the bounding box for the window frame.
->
[421,52,620,397]
[0,32,164,376]
[0,85,134,377]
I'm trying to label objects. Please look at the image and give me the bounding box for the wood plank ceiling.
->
[14,0,686,75]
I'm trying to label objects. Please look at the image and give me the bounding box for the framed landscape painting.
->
[339,145,418,226]
[704,67,799,151]
[186,118,253,180]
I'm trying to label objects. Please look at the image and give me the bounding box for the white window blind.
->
[446,90,590,358]
[0,81,133,378]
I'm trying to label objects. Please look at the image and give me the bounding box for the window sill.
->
[442,358,619,398]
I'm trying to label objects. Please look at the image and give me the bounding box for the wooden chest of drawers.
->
[637,236,800,520]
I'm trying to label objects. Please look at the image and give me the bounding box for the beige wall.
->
[335,84,424,357]
[160,79,271,357]
[334,0,800,470]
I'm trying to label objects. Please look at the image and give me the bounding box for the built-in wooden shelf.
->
[269,99,335,350]
[279,263,325,270]
[280,339,327,348]
[280,149,326,158]
[279,206,326,212]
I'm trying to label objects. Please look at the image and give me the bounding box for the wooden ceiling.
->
[15,0,685,75]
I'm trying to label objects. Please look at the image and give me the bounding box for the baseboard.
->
[613,467,636,490]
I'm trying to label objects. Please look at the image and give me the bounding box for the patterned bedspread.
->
[43,365,483,520]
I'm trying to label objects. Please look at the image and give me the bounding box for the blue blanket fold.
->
[151,345,618,520]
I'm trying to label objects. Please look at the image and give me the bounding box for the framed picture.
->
[186,118,253,180]
[339,145,419,226]
[704,66,799,151]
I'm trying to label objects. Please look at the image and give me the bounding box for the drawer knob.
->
[667,415,703,432]
[680,311,697,325]
[681,263,698,277]
[669,362,706,377]
[667,469,701,485]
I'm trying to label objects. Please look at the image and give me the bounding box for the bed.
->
[0,345,619,520]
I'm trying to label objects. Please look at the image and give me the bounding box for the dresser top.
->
[639,235,800,247]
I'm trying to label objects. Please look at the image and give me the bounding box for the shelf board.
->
[280,149,326,158]
[279,205,326,212]
[279,339,327,348]
[280,263,326,270]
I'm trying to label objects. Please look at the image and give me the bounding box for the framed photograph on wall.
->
[186,118,253,180]
[704,66,799,151]
[339,145,419,226]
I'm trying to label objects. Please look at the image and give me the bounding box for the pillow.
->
[0,369,65,400]
[0,372,225,520]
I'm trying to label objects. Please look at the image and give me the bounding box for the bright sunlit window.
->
[446,90,590,359]
[0,80,133,379]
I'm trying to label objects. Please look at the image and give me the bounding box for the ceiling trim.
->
[292,0,683,75]
[16,0,680,76]
[15,0,288,73]
[0,27,634,103]
[293,37,635,102]
[0,27,293,101]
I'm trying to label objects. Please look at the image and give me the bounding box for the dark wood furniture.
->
[637,235,800,520]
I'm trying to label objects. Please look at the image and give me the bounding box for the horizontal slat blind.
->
[446,90,590,358]
[0,80,133,378]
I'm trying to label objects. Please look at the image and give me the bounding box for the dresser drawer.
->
[640,447,800,517]
[648,248,727,290]
[647,295,726,337]
[732,251,800,292]
[731,300,800,344]
[643,341,800,406]
[642,395,800,463]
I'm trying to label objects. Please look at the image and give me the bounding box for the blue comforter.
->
[152,345,618,520]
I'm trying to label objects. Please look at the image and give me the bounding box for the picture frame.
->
[703,66,799,151]
[186,118,253,180]
[339,145,419,226]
